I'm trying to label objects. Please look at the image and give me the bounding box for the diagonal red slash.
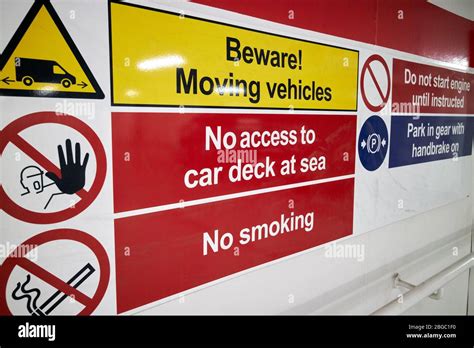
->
[367,63,387,102]
[10,133,88,199]
[0,112,107,224]
[16,258,92,307]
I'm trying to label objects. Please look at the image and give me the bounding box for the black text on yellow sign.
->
[110,1,359,111]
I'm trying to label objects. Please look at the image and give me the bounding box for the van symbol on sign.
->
[14,57,83,89]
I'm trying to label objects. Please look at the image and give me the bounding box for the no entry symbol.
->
[361,54,391,112]
[0,112,106,224]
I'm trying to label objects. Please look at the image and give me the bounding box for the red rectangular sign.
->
[392,59,474,114]
[112,113,356,212]
[115,178,354,313]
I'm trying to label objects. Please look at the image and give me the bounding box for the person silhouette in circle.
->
[20,139,89,209]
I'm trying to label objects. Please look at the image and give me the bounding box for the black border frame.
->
[0,0,104,99]
[108,0,359,112]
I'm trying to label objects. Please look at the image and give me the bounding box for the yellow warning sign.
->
[0,0,103,99]
[110,1,358,110]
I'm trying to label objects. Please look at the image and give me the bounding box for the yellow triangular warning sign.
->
[0,0,104,99]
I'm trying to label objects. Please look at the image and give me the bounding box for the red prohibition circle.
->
[0,112,106,224]
[360,54,391,112]
[0,229,110,316]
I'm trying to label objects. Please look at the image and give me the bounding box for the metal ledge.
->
[372,253,474,315]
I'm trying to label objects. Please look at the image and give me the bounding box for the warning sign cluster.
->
[0,0,108,317]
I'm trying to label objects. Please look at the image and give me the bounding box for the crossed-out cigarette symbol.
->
[11,263,95,315]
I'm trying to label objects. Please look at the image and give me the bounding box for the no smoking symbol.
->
[0,229,110,316]
[361,55,391,112]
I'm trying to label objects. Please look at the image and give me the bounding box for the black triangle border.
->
[0,0,104,99]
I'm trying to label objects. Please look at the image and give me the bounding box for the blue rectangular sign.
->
[389,116,472,168]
